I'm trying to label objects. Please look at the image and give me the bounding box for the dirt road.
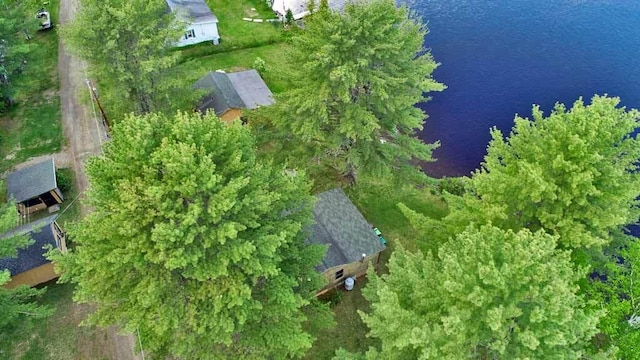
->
[58,0,140,358]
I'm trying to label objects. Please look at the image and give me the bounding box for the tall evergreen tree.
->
[62,0,185,116]
[272,0,444,183]
[352,225,600,359]
[427,96,640,249]
[53,112,331,359]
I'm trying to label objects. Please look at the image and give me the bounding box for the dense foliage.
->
[54,112,331,359]
[271,0,444,183]
[0,0,39,112]
[353,225,600,359]
[431,96,640,249]
[62,0,186,116]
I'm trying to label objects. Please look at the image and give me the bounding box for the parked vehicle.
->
[36,9,53,30]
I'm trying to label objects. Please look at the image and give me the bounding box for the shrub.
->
[55,168,73,192]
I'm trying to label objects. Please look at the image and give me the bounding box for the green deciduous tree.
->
[0,199,53,330]
[432,96,640,249]
[354,225,600,359]
[272,0,444,183]
[62,0,186,116]
[0,0,39,112]
[54,112,331,359]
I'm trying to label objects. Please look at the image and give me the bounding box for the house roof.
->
[272,0,352,19]
[166,0,217,23]
[194,70,275,116]
[0,215,59,276]
[6,158,58,203]
[308,188,385,272]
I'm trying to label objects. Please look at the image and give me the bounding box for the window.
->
[335,269,344,280]
[184,29,195,40]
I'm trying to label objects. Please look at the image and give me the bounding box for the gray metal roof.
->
[166,0,218,23]
[308,188,385,272]
[194,70,274,116]
[0,215,58,276]
[6,158,57,203]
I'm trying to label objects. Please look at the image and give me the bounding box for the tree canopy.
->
[62,0,186,116]
[54,111,331,359]
[271,0,444,183]
[430,96,640,249]
[0,0,39,112]
[356,225,600,359]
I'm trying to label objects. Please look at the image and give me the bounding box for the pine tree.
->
[61,0,187,116]
[54,112,331,359]
[272,0,445,183]
[356,225,600,359]
[429,96,640,249]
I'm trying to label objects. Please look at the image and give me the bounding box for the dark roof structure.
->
[308,188,385,272]
[194,70,275,116]
[0,215,59,276]
[165,0,218,23]
[6,158,57,203]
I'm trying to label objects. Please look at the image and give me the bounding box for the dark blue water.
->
[408,0,640,178]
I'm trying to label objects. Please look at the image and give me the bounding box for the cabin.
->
[0,215,66,288]
[193,69,275,122]
[271,0,352,20]
[308,188,385,294]
[166,0,220,47]
[6,158,63,215]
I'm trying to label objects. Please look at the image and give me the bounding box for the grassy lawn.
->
[177,42,296,97]
[0,283,79,360]
[0,1,63,172]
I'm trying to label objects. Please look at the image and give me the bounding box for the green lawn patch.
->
[54,168,81,227]
[177,42,296,96]
[180,0,285,59]
[0,0,63,172]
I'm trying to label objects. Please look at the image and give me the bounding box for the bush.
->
[253,57,266,73]
[436,176,468,196]
[55,168,73,192]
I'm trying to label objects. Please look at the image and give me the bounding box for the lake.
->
[408,0,640,178]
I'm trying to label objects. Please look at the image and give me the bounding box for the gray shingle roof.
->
[166,0,218,23]
[6,158,57,203]
[0,215,59,276]
[194,70,275,116]
[308,188,385,272]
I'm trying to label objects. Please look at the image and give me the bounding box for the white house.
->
[271,0,350,20]
[166,0,220,47]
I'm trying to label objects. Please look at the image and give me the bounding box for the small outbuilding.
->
[166,0,220,47]
[271,0,352,20]
[193,69,275,122]
[6,158,63,215]
[0,215,66,288]
[308,188,386,294]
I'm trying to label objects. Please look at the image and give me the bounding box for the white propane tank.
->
[345,277,355,291]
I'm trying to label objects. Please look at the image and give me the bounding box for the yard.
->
[0,0,63,172]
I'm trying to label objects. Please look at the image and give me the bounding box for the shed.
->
[0,215,66,288]
[272,0,352,20]
[6,158,63,215]
[308,188,385,293]
[194,69,275,122]
[166,0,220,46]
